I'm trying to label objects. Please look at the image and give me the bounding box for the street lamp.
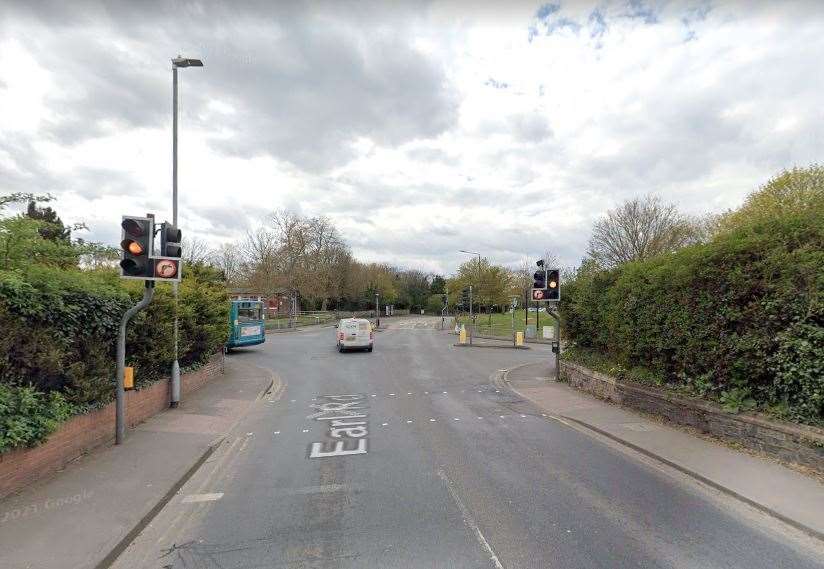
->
[170,55,203,409]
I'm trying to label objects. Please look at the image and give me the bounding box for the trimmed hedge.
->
[561,210,823,425]
[0,264,229,450]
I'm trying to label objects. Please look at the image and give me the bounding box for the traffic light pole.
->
[375,292,380,328]
[170,63,181,409]
[116,281,155,445]
[469,285,473,345]
[546,308,561,382]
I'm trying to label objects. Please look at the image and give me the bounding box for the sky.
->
[1,0,823,274]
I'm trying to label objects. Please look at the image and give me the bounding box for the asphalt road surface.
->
[113,317,824,569]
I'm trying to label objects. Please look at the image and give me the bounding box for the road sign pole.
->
[116,281,155,444]
[469,285,473,345]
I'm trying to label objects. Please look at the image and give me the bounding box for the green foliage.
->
[0,384,75,452]
[561,204,824,424]
[717,165,824,234]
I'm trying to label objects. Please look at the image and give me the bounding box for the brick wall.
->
[561,361,824,473]
[0,352,224,500]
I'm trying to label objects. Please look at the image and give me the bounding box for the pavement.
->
[504,361,824,541]
[0,358,277,569]
[4,318,824,569]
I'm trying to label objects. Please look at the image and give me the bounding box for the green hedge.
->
[561,210,823,424]
[0,264,229,450]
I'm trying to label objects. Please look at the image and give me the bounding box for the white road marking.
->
[246,432,254,436]
[406,420,413,424]
[499,415,505,419]
[443,391,448,394]
[279,484,350,495]
[520,415,527,418]
[181,493,224,504]
[477,417,483,420]
[437,469,504,569]
[301,429,309,433]
[290,399,296,403]
[273,431,281,435]
[371,394,377,397]
[453,417,460,421]
[429,418,436,422]
[381,422,388,426]
[407,392,413,395]
[389,393,396,396]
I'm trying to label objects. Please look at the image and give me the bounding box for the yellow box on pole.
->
[459,326,467,344]
[124,366,134,390]
[515,331,524,347]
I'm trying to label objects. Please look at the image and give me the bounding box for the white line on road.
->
[273,431,280,435]
[382,422,388,426]
[429,418,436,422]
[181,493,224,504]
[437,469,504,569]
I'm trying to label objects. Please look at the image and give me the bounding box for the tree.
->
[586,195,698,269]
[397,270,430,310]
[716,165,824,233]
[430,275,446,295]
[210,242,244,284]
[182,236,211,265]
[26,201,71,243]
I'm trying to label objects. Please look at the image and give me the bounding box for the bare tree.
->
[210,242,243,284]
[182,236,211,265]
[587,195,697,268]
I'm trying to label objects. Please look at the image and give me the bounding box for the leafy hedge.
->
[0,384,75,452]
[0,264,229,450]
[561,210,823,425]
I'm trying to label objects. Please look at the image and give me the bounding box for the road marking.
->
[453,417,460,421]
[406,420,413,424]
[424,391,429,394]
[302,429,309,433]
[477,417,483,420]
[381,422,388,426]
[443,391,448,394]
[290,399,296,402]
[278,484,350,496]
[429,418,436,422]
[273,431,280,435]
[407,392,413,395]
[181,493,224,504]
[389,393,396,396]
[308,395,370,459]
[371,394,377,397]
[499,415,505,419]
[520,415,527,418]
[437,470,504,569]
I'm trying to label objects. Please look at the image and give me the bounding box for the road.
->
[113,317,824,569]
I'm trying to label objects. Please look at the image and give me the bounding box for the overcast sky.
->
[1,0,822,274]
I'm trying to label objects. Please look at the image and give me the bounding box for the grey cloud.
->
[2,1,457,171]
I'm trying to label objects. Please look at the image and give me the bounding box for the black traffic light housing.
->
[533,268,546,290]
[545,269,560,301]
[160,223,182,258]
[119,216,183,282]
[120,216,153,278]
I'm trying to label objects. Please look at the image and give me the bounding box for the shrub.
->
[0,384,75,452]
[561,208,823,424]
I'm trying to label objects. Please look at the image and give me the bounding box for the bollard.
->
[515,331,524,347]
[459,325,467,344]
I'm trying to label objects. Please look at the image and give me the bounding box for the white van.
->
[336,318,374,352]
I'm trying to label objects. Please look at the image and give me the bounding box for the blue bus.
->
[227,300,266,350]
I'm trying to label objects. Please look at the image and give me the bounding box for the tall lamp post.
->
[459,249,482,322]
[170,55,203,408]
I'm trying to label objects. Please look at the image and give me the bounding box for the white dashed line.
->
[273,431,280,435]
[182,493,224,504]
[477,417,483,420]
[520,415,527,418]
[429,418,436,422]
[406,420,413,424]
[381,422,388,426]
[371,394,377,397]
[453,417,460,421]
[301,429,309,433]
[442,391,448,394]
[407,392,413,395]
[499,415,506,419]
[389,393,396,396]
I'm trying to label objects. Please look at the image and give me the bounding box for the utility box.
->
[525,324,537,339]
[124,366,134,390]
[542,326,555,339]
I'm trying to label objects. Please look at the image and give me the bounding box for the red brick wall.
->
[0,352,224,500]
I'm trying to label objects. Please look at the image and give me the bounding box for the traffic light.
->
[533,268,546,290]
[546,269,560,301]
[160,223,182,258]
[119,216,182,282]
[120,216,153,278]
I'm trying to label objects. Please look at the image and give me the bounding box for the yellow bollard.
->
[515,331,524,347]
[459,325,467,344]
[124,366,134,390]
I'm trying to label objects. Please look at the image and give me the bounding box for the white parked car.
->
[336,318,374,352]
